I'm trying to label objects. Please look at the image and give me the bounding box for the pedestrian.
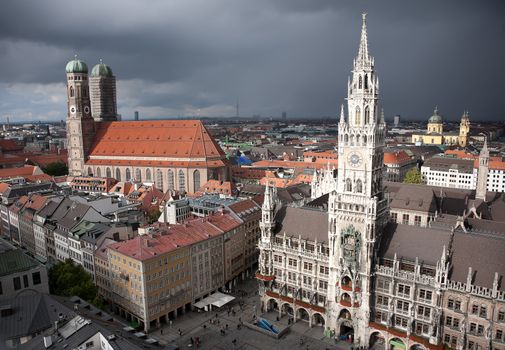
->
[190,337,194,345]
[160,329,163,335]
[225,324,228,329]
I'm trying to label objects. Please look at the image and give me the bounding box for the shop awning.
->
[193,292,235,309]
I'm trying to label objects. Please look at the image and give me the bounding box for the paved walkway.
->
[149,277,355,350]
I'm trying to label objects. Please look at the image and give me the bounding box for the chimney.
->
[44,336,53,348]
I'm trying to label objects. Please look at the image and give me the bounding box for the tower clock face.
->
[69,105,76,114]
[348,152,363,167]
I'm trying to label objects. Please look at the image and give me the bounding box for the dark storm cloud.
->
[0,0,504,121]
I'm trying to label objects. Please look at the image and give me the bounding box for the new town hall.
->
[257,15,505,350]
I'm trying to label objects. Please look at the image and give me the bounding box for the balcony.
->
[256,272,274,282]
[341,283,361,292]
[340,299,360,308]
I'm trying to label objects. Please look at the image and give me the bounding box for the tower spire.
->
[357,13,369,63]
[339,104,345,124]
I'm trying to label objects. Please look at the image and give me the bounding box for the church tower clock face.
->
[347,152,363,167]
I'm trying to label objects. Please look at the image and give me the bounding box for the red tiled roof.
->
[9,196,28,214]
[252,160,328,170]
[445,150,477,160]
[0,183,10,195]
[85,159,227,168]
[228,199,259,214]
[0,165,39,179]
[0,139,24,152]
[473,159,505,171]
[110,212,241,261]
[0,154,24,165]
[26,153,68,166]
[25,174,52,182]
[89,120,225,159]
[198,180,235,195]
[383,150,412,164]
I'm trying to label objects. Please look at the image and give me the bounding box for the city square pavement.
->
[151,276,354,350]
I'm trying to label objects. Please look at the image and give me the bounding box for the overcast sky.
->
[0,0,504,122]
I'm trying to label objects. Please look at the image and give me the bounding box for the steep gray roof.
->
[450,231,505,291]
[0,291,70,343]
[423,156,475,174]
[274,206,328,243]
[378,223,452,265]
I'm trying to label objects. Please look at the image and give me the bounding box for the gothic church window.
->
[355,107,361,125]
[87,167,93,176]
[106,167,111,178]
[146,168,151,181]
[358,75,362,89]
[156,169,163,191]
[365,106,370,124]
[193,170,201,192]
[96,168,101,177]
[167,170,174,190]
[364,74,368,89]
[125,168,131,181]
[115,168,121,180]
[179,170,186,192]
[70,86,74,97]
[135,168,142,182]
[356,179,363,193]
[345,178,352,192]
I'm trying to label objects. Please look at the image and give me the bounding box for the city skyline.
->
[0,0,504,122]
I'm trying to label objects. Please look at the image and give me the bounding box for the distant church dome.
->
[65,57,88,74]
[91,60,113,77]
[428,107,443,123]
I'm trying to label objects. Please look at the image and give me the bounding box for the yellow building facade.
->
[411,108,470,146]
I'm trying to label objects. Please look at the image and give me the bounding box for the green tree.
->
[48,259,97,302]
[44,161,68,176]
[403,168,423,184]
[147,209,161,224]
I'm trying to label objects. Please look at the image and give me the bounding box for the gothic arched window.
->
[135,168,142,182]
[106,167,111,178]
[363,135,367,145]
[146,168,152,181]
[364,74,368,89]
[355,107,361,125]
[344,134,349,144]
[358,75,362,89]
[179,170,186,192]
[70,86,74,98]
[350,134,355,146]
[156,169,163,191]
[88,167,93,176]
[125,168,131,181]
[167,170,174,190]
[193,170,201,192]
[345,178,352,192]
[115,168,121,180]
[356,134,360,145]
[96,168,101,177]
[356,179,363,193]
[364,106,370,124]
